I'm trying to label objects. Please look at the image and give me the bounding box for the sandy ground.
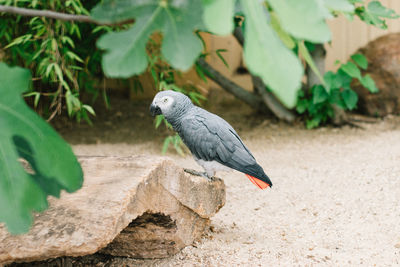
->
[53,94,400,266]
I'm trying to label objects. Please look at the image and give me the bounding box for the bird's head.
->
[149,90,192,119]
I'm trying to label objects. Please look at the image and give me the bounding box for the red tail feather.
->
[245,174,270,189]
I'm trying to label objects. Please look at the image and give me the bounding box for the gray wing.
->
[179,109,257,172]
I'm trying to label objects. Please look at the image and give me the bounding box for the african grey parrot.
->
[150,90,272,189]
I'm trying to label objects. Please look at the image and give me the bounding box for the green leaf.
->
[336,69,353,89]
[162,136,172,154]
[155,115,164,129]
[340,61,362,80]
[240,0,303,108]
[360,74,379,93]
[0,63,83,234]
[53,63,64,83]
[324,71,342,91]
[270,12,295,49]
[306,117,322,129]
[351,53,368,70]
[24,92,41,108]
[172,134,185,156]
[216,49,229,69]
[268,0,331,43]
[82,104,96,116]
[368,1,398,18]
[341,89,358,110]
[357,1,399,29]
[323,0,354,13]
[61,36,75,48]
[45,62,55,78]
[329,88,346,108]
[296,99,308,114]
[65,90,81,116]
[203,0,235,35]
[195,62,208,82]
[92,0,203,77]
[66,51,84,63]
[312,85,329,104]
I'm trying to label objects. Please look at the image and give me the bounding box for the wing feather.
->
[179,108,258,171]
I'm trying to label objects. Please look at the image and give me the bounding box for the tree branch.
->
[0,5,133,25]
[233,27,244,46]
[233,27,295,122]
[251,76,295,122]
[196,58,268,112]
[0,5,97,23]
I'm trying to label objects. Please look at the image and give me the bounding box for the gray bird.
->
[150,90,272,189]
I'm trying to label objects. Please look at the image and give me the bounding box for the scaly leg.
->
[184,168,214,181]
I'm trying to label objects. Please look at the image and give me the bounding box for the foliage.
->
[90,0,398,110]
[0,0,106,123]
[293,0,396,128]
[0,63,83,234]
[91,0,203,77]
[352,0,400,29]
[296,54,378,128]
[240,0,303,108]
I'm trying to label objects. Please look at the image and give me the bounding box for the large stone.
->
[352,33,400,116]
[0,156,225,265]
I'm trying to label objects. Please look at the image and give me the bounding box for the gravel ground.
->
[69,106,400,266]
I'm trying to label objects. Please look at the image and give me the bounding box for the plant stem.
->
[251,76,295,122]
[196,58,267,112]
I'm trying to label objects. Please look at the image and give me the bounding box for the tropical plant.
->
[0,0,105,123]
[297,53,378,128]
[295,1,398,127]
[90,0,398,125]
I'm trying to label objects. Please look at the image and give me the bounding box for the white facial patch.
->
[156,95,174,113]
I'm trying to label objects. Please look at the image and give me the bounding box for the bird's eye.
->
[163,98,168,103]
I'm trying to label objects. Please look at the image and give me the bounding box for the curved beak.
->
[149,103,162,116]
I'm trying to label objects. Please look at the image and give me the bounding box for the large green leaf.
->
[351,53,368,70]
[270,12,295,49]
[312,85,329,104]
[324,71,343,91]
[92,0,203,77]
[341,88,358,110]
[340,61,362,80]
[202,0,235,35]
[367,1,398,18]
[323,0,354,13]
[268,0,331,43]
[0,63,83,234]
[360,74,379,93]
[357,1,399,29]
[240,0,303,108]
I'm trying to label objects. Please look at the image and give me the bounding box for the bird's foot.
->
[184,168,215,181]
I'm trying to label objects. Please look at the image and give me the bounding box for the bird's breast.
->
[195,158,232,173]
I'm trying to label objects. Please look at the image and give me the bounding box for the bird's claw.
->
[184,168,215,181]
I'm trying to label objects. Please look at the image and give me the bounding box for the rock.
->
[352,33,400,117]
[0,156,225,265]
